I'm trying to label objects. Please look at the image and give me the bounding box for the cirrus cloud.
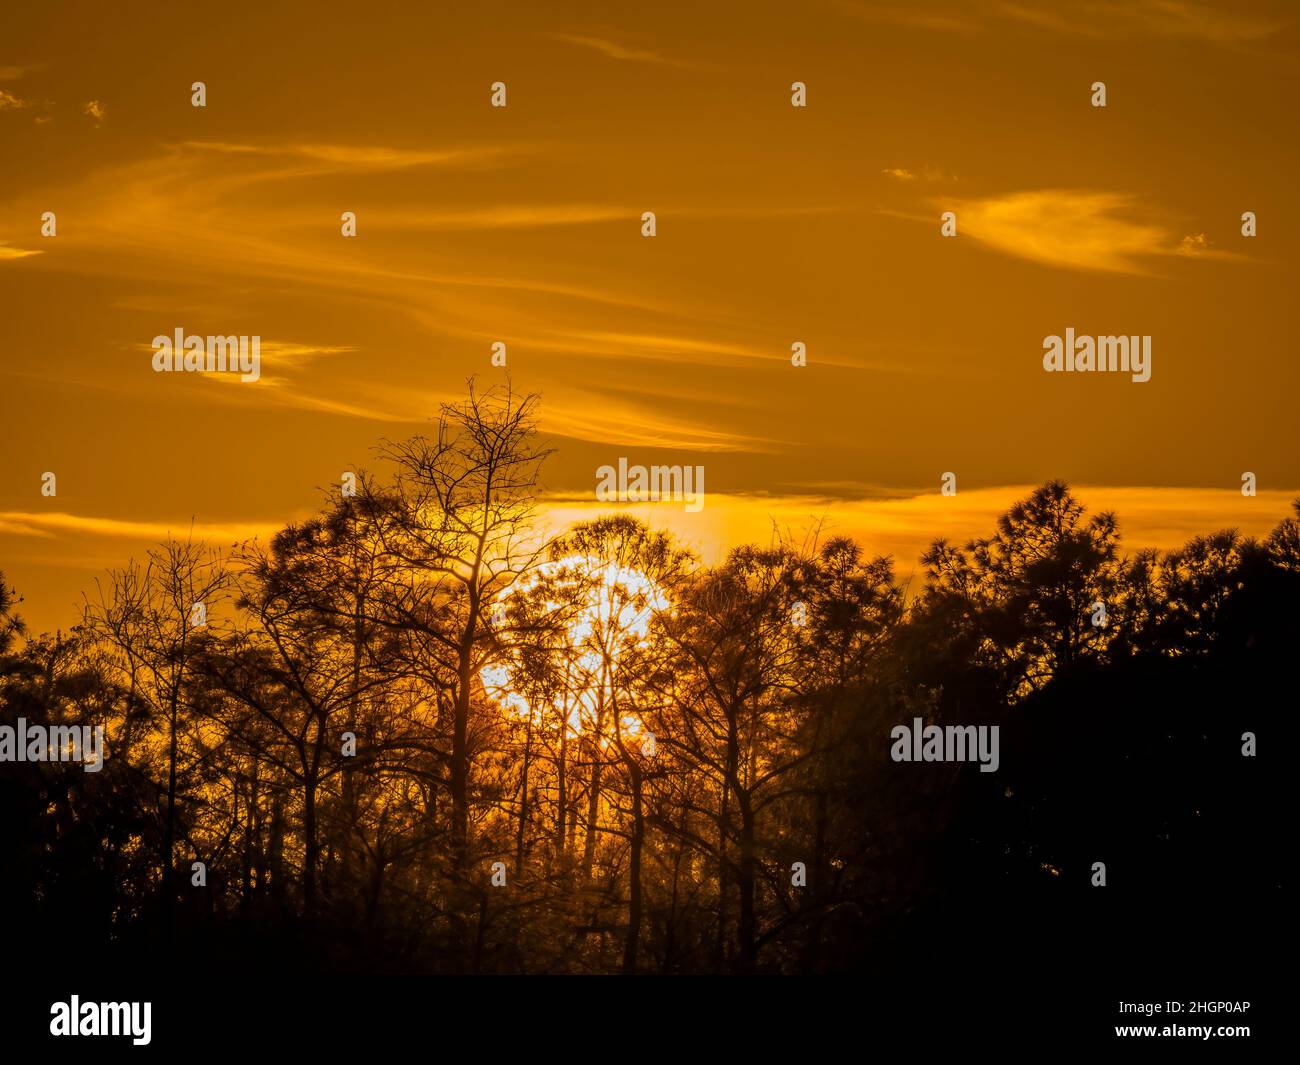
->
[938,189,1235,274]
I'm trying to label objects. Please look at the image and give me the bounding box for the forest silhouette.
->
[0,384,1287,976]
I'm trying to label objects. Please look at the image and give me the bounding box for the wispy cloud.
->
[1177,232,1213,256]
[541,389,779,452]
[547,33,681,65]
[0,242,40,260]
[0,140,847,333]
[125,340,411,420]
[178,140,513,172]
[936,189,1232,274]
[842,1,1288,43]
[378,201,845,234]
[528,330,786,366]
[0,511,278,543]
[382,204,634,231]
[994,0,1287,42]
[883,165,953,183]
[0,143,599,308]
[505,328,909,373]
[136,340,353,387]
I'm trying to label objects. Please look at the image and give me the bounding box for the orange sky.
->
[2,1,1298,633]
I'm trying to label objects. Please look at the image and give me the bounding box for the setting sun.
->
[481,554,669,739]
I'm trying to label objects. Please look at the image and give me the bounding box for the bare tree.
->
[85,535,230,921]
[373,380,552,864]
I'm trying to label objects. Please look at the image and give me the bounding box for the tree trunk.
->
[515,708,533,877]
[303,776,318,916]
[737,790,756,973]
[582,740,602,877]
[451,620,475,864]
[163,688,179,926]
[555,722,568,857]
[622,759,644,973]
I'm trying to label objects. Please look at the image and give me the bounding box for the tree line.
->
[0,383,1290,974]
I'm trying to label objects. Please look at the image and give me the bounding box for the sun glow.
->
[480,555,669,738]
